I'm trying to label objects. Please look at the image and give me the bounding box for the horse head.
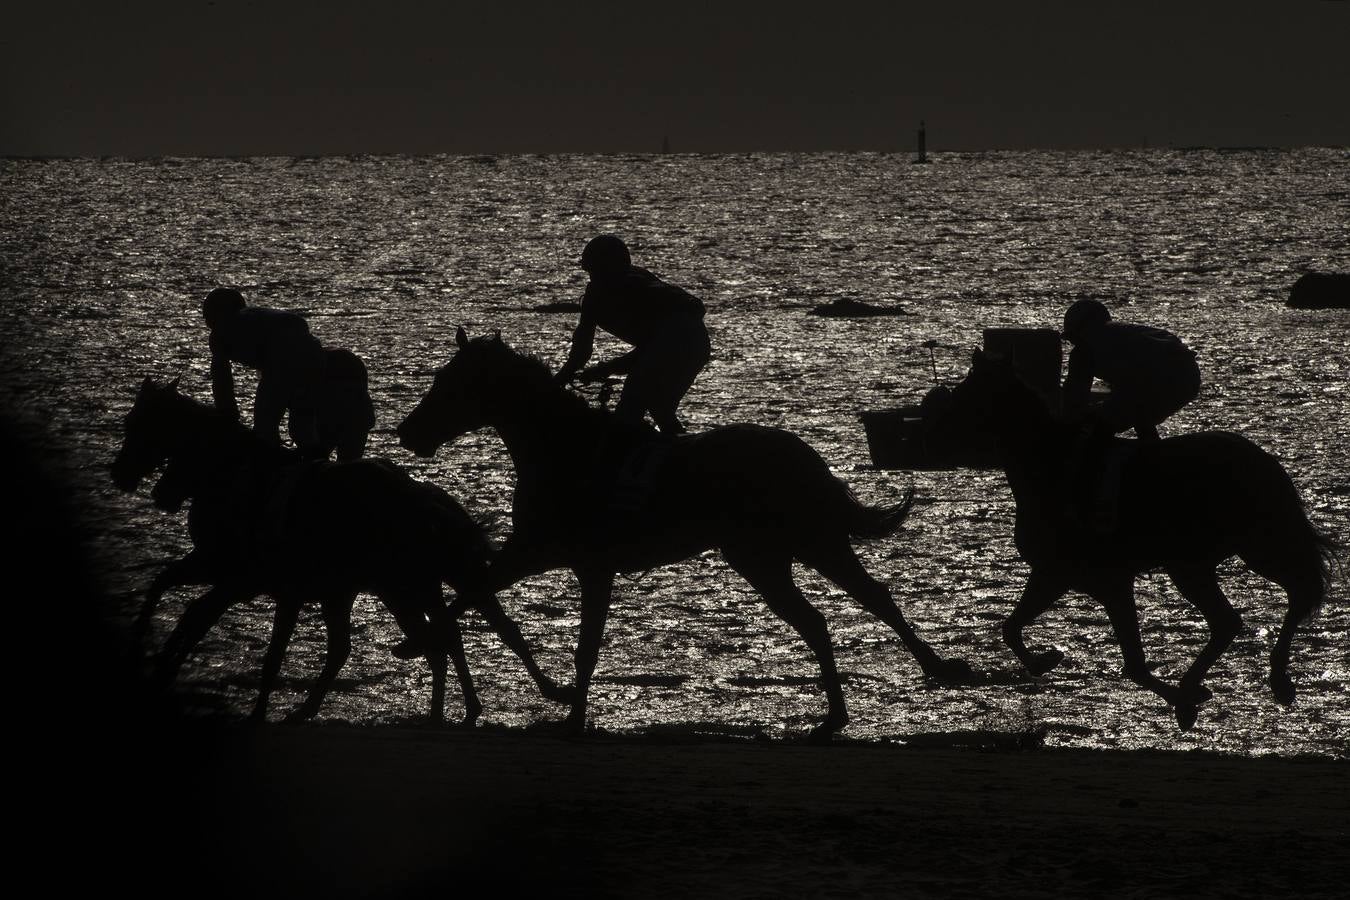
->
[398,326,540,457]
[149,453,195,512]
[111,376,188,492]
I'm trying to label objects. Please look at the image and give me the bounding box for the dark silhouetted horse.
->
[397,328,970,741]
[111,377,563,723]
[932,351,1335,728]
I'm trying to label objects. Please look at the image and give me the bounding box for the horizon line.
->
[5,144,1347,162]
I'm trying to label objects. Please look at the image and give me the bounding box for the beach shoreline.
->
[57,720,1346,898]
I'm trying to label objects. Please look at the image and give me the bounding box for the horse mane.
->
[471,336,606,424]
[147,381,248,435]
[145,379,297,462]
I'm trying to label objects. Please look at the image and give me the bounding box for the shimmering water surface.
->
[2,150,1347,756]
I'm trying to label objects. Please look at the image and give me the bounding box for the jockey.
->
[202,288,329,458]
[1061,299,1200,441]
[554,235,711,435]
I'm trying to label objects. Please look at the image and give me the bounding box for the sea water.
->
[2,150,1346,755]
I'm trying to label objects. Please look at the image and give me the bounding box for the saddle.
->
[248,459,317,555]
[609,440,672,515]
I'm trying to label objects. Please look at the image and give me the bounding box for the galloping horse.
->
[932,351,1335,728]
[111,377,563,723]
[397,328,970,741]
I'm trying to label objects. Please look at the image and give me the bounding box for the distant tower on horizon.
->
[914,120,929,164]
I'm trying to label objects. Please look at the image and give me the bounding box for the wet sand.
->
[83,722,1346,899]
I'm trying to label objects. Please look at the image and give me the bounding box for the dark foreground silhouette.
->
[397,328,971,741]
[110,377,563,723]
[933,351,1336,728]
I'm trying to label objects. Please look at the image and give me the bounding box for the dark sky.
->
[3,1,1347,156]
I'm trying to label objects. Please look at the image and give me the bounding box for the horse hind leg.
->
[286,591,357,723]
[1240,540,1327,706]
[797,538,971,682]
[384,595,452,725]
[1165,565,1241,707]
[1094,579,1196,729]
[422,588,481,726]
[1266,575,1323,707]
[722,545,848,742]
[251,598,302,723]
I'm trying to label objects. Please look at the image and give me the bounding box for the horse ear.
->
[492,329,501,342]
[141,375,154,389]
[971,348,986,368]
[455,325,468,349]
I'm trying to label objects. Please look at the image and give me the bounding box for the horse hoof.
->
[284,701,325,723]
[1271,677,1296,707]
[544,683,580,706]
[1181,682,1213,705]
[1175,704,1199,731]
[806,725,836,746]
[1028,649,1065,676]
[931,657,973,683]
[389,639,422,661]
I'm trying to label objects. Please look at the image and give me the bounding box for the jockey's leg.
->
[612,367,651,426]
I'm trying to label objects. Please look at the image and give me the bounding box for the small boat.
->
[860,328,1062,470]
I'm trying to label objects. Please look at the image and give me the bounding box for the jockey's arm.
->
[556,314,596,384]
[209,346,241,420]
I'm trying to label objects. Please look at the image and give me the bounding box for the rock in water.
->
[1287,272,1350,309]
[809,297,911,318]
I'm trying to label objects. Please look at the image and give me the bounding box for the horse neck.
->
[178,408,288,496]
[491,385,602,473]
[989,385,1071,498]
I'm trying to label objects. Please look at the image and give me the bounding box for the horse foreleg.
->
[140,551,215,639]
[1166,566,1240,707]
[153,584,247,688]
[1003,572,1069,676]
[1096,580,1191,727]
[287,592,357,723]
[565,570,615,734]
[251,599,301,723]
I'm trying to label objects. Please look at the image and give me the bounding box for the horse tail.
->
[1299,521,1340,620]
[846,484,917,540]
